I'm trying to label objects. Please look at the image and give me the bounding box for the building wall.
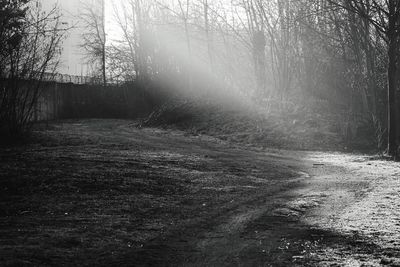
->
[40,0,104,76]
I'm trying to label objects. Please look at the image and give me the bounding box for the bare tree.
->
[0,0,65,139]
[328,0,400,157]
[80,0,106,87]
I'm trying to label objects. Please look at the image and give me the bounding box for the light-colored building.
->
[40,0,104,76]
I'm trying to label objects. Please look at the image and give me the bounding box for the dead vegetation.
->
[141,100,375,152]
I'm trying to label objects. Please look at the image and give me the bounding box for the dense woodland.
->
[2,0,400,157]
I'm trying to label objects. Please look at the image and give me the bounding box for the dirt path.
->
[0,120,399,266]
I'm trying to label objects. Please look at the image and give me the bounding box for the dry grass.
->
[140,99,353,152]
[0,119,301,266]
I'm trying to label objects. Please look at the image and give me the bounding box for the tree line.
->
[82,0,399,157]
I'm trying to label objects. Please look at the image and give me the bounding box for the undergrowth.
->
[140,98,377,152]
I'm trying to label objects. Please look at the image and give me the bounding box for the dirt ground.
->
[0,119,399,266]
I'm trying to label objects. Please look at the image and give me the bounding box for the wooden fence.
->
[33,80,154,121]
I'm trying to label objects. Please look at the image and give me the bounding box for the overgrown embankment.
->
[141,99,376,152]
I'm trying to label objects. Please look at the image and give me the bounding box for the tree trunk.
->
[387,0,398,157]
[387,40,397,157]
[203,0,213,69]
[102,0,106,87]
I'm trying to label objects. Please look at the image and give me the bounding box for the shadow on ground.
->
[0,120,392,266]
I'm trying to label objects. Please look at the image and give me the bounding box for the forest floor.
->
[0,119,399,266]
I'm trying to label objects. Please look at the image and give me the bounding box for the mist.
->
[101,0,393,153]
[109,0,258,101]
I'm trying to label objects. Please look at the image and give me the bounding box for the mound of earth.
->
[141,100,349,151]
